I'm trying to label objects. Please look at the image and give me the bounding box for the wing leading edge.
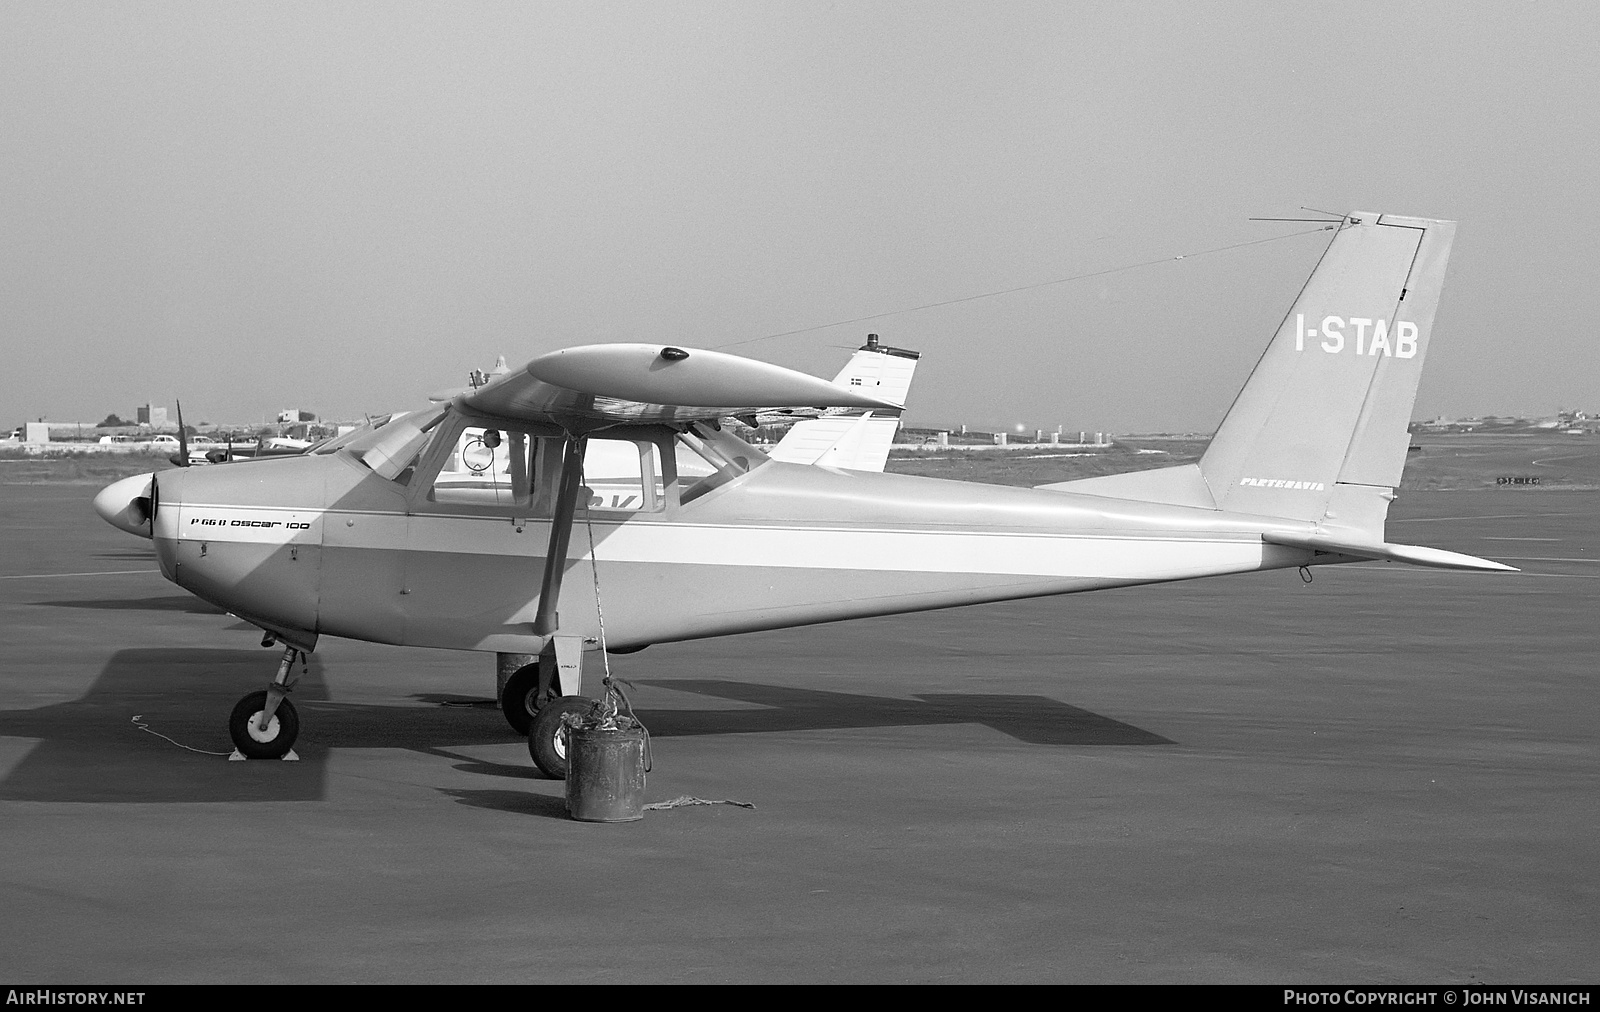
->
[458,344,902,428]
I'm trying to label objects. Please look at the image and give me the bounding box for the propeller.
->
[169,399,191,467]
[213,429,234,465]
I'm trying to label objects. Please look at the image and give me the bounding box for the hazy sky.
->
[3,2,1596,432]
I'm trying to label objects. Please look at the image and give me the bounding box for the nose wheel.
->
[228,691,301,759]
[228,646,305,760]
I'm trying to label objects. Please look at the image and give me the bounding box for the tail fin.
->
[1198,212,1455,536]
[827,334,919,407]
[1043,212,1455,542]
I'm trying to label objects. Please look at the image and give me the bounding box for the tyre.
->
[528,695,595,779]
[500,663,541,736]
[228,690,300,760]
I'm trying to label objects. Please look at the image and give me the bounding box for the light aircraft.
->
[765,333,920,472]
[93,212,1512,777]
[202,434,316,464]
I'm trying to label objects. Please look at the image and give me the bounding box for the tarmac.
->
[0,478,1595,983]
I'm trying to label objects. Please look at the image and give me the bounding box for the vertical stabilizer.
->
[1037,213,1456,532]
[1197,213,1455,535]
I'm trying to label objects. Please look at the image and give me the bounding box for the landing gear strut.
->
[517,432,600,779]
[228,646,304,760]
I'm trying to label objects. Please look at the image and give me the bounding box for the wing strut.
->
[534,434,587,638]
[531,434,589,705]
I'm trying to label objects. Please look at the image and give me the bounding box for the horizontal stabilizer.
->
[1262,532,1518,572]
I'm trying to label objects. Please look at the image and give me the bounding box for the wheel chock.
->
[228,748,300,761]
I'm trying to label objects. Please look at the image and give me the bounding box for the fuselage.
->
[104,424,1323,656]
[89,214,1482,663]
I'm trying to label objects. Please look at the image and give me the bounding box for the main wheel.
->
[228,690,300,760]
[528,695,595,779]
[500,663,542,735]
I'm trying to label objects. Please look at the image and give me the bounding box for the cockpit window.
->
[417,420,666,516]
[582,438,665,513]
[348,404,448,481]
[429,423,536,507]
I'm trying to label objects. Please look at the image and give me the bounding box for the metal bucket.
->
[564,722,647,823]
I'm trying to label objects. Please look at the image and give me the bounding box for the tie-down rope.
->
[130,714,232,756]
[580,459,645,741]
[576,463,757,810]
[644,795,756,810]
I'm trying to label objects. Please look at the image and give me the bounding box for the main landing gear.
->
[500,662,595,778]
[499,433,607,780]
[529,695,597,780]
[500,639,594,779]
[500,662,541,737]
[228,646,304,760]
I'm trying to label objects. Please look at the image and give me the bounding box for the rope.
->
[576,455,654,771]
[644,795,756,811]
[130,714,232,757]
[715,225,1335,349]
[580,457,615,692]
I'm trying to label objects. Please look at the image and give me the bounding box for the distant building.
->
[137,404,167,428]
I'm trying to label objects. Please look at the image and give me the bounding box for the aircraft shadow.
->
[0,649,547,804]
[632,680,1174,747]
[0,648,332,803]
[0,652,1169,806]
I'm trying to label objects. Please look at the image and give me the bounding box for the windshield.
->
[345,404,448,481]
[311,413,396,455]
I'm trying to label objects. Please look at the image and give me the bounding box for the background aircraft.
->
[93,212,1511,777]
[766,333,920,473]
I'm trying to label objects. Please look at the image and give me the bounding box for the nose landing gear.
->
[228,646,305,760]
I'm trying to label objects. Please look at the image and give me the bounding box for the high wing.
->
[457,343,900,428]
